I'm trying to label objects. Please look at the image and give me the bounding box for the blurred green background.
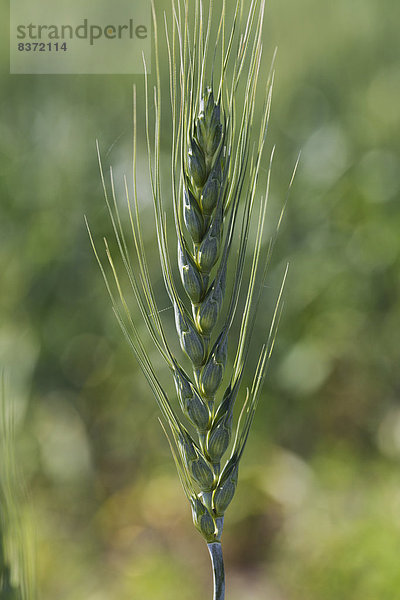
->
[1,0,400,598]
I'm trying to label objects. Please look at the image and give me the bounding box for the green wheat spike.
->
[87,0,296,598]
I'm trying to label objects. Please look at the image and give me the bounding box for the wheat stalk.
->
[0,376,36,600]
[87,1,296,597]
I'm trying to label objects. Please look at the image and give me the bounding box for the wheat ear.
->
[87,1,296,598]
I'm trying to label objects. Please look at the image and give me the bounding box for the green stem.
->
[207,542,225,600]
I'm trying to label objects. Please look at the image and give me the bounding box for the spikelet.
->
[213,459,239,516]
[191,497,216,543]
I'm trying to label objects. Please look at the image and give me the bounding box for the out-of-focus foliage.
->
[0,0,399,597]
